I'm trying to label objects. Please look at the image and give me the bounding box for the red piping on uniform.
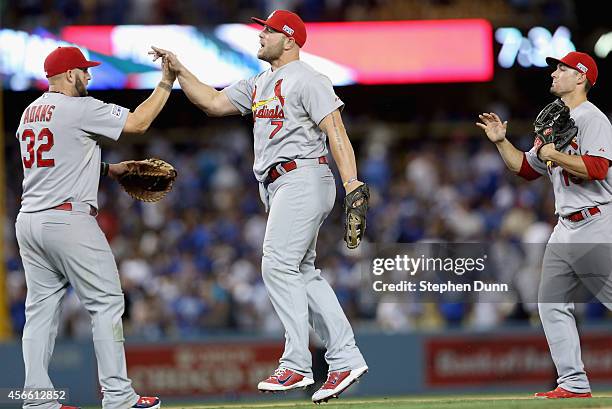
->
[582,155,610,180]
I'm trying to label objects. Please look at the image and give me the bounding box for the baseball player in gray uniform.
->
[477,51,612,398]
[15,46,173,409]
[149,9,367,403]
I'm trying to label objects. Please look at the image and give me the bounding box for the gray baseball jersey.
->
[525,101,612,216]
[222,60,366,379]
[528,100,612,395]
[17,92,128,212]
[15,91,139,408]
[223,60,343,182]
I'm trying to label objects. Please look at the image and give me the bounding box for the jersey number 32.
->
[19,128,55,168]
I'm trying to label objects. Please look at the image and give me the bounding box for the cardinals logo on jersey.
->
[273,79,285,107]
[252,79,285,120]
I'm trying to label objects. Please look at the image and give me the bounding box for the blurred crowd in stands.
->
[2,0,610,341]
[3,0,578,29]
[5,112,610,341]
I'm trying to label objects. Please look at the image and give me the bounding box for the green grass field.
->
[84,394,612,409]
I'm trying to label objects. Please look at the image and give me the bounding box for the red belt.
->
[266,156,328,184]
[53,202,97,216]
[563,206,600,222]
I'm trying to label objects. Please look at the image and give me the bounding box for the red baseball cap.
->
[546,51,598,86]
[251,10,307,47]
[44,46,101,78]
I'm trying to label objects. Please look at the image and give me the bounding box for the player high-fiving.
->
[150,9,368,404]
[15,46,175,409]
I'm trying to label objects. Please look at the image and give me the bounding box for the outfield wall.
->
[2,327,612,405]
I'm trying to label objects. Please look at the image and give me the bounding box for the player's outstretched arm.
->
[122,55,175,134]
[149,46,239,117]
[476,112,523,173]
[320,109,364,193]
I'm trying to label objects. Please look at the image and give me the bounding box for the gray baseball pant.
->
[538,203,612,393]
[259,161,366,378]
[15,204,139,409]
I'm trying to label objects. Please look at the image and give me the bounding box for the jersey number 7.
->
[269,120,283,139]
[20,128,55,168]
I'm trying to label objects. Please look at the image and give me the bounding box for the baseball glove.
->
[533,99,578,158]
[343,183,370,249]
[118,158,177,202]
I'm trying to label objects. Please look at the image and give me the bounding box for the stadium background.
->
[1,0,611,406]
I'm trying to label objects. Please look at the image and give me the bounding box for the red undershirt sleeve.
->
[582,154,610,180]
[517,153,542,181]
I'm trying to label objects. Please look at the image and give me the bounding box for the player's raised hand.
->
[476,112,508,143]
[149,45,168,62]
[149,46,184,75]
[161,56,177,84]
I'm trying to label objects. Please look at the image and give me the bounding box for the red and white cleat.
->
[132,396,161,408]
[312,365,368,404]
[534,386,592,399]
[60,406,81,409]
[257,367,314,392]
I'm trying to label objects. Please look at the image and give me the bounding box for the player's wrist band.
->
[158,81,173,92]
[343,177,358,188]
[101,162,110,177]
